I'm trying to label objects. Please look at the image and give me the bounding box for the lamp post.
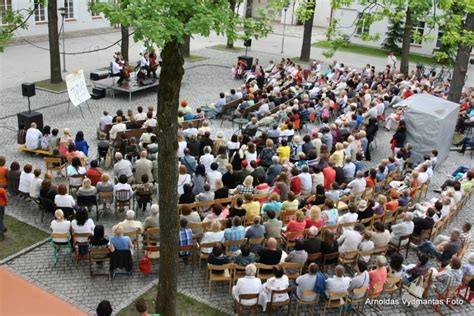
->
[58,7,67,72]
[281,7,288,54]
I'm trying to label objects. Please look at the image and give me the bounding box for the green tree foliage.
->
[92,1,280,315]
[0,1,44,53]
[382,14,404,54]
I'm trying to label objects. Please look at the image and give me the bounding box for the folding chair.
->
[224,238,247,256]
[295,289,318,314]
[50,233,73,265]
[281,231,304,252]
[98,191,114,213]
[89,247,110,278]
[338,250,358,273]
[280,262,304,281]
[346,287,368,315]
[72,232,92,264]
[234,293,262,315]
[256,263,277,281]
[38,197,55,222]
[266,287,293,316]
[123,228,140,259]
[77,195,100,221]
[323,291,347,316]
[114,189,132,219]
[68,174,85,196]
[178,244,195,273]
[208,263,234,293]
[322,252,339,273]
[197,241,219,269]
[44,157,66,178]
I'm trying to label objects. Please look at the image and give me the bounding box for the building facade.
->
[1,0,112,38]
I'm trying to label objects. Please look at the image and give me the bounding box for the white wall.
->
[334,5,440,56]
[12,0,112,38]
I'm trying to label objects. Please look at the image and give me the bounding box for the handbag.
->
[139,255,151,276]
[402,275,425,308]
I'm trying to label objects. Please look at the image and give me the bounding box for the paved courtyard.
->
[1,42,473,314]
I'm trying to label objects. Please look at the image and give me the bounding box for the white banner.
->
[66,69,91,106]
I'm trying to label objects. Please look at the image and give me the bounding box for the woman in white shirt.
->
[18,164,34,196]
[232,264,262,306]
[338,204,359,231]
[371,221,391,248]
[200,220,225,254]
[177,165,192,196]
[29,169,43,199]
[50,209,71,243]
[54,184,76,208]
[177,134,187,159]
[226,135,240,151]
[259,264,290,311]
[358,230,375,262]
[71,208,95,242]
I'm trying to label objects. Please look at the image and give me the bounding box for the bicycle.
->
[433,66,452,85]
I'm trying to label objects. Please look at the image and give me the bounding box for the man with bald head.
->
[257,237,283,265]
[326,265,351,297]
[25,122,42,150]
[135,150,153,184]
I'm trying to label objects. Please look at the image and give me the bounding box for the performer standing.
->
[387,52,397,72]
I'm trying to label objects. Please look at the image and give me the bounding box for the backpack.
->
[313,271,327,298]
[259,148,273,167]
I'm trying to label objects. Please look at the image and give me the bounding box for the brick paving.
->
[1,48,473,315]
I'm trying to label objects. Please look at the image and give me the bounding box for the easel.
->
[67,100,92,119]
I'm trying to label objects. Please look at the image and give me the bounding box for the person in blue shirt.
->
[262,193,282,215]
[75,131,89,157]
[110,224,133,252]
[224,216,245,252]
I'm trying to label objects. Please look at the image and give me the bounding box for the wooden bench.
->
[19,146,53,156]
[243,100,264,117]
[220,98,242,116]
[114,118,205,141]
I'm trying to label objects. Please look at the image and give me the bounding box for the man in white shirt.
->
[417,165,429,185]
[135,151,153,184]
[326,265,351,296]
[25,123,42,150]
[99,111,113,131]
[298,166,312,195]
[120,210,143,235]
[338,224,364,253]
[206,163,222,191]
[109,117,126,141]
[295,263,318,302]
[343,158,356,182]
[135,106,147,121]
[140,52,151,77]
[363,102,378,121]
[113,152,133,180]
[143,112,157,128]
[232,264,262,306]
[200,146,214,173]
[390,212,414,246]
[387,52,397,70]
[347,171,366,196]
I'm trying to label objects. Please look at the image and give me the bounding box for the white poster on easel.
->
[66,69,91,106]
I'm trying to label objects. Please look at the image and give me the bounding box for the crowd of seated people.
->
[4,55,474,312]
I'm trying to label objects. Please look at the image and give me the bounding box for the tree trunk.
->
[448,12,474,103]
[400,6,412,75]
[181,35,190,57]
[245,0,253,18]
[227,0,237,48]
[121,25,129,61]
[155,39,184,316]
[48,0,62,83]
[300,0,315,62]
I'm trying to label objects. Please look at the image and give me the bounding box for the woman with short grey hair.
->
[232,263,262,306]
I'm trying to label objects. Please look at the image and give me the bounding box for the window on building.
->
[436,31,443,48]
[34,0,47,23]
[411,21,425,45]
[0,0,12,25]
[64,0,74,19]
[90,0,102,17]
[355,13,370,36]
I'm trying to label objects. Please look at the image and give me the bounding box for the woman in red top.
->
[285,210,306,241]
[369,255,388,295]
[290,168,302,195]
[0,186,8,237]
[0,156,8,188]
[365,168,377,188]
[385,190,400,211]
[305,206,323,229]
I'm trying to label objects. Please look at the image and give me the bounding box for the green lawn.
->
[184,55,209,63]
[312,40,439,65]
[208,44,246,53]
[117,286,226,316]
[35,79,68,94]
[0,215,48,260]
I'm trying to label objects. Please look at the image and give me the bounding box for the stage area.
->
[93,77,159,102]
